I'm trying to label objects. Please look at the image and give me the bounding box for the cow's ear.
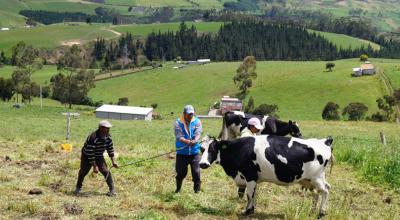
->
[289,120,293,125]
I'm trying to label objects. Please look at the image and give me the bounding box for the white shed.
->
[96,104,153,120]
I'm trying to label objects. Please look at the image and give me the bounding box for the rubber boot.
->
[194,182,201,193]
[175,179,183,193]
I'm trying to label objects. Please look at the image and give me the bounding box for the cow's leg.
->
[234,173,247,199]
[312,177,329,217]
[238,186,246,198]
[244,181,257,215]
[312,192,319,211]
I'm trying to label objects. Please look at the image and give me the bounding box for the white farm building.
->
[96,104,153,120]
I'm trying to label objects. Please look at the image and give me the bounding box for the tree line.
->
[19,10,115,25]
[143,21,378,62]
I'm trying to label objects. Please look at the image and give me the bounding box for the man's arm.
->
[192,120,203,144]
[174,121,190,145]
[84,135,98,171]
[106,139,118,168]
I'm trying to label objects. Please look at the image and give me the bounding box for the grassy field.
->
[111,22,224,36]
[105,0,228,9]
[89,59,396,120]
[0,20,382,59]
[378,60,400,89]
[0,65,57,84]
[0,100,399,219]
[282,0,400,32]
[0,23,118,55]
[310,30,381,50]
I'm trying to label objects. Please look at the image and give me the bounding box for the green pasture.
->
[0,24,118,55]
[111,22,224,36]
[0,100,398,219]
[0,65,57,84]
[89,59,397,120]
[310,30,381,50]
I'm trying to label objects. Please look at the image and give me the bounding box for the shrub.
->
[342,102,368,121]
[252,103,278,116]
[360,54,369,61]
[117,97,129,106]
[322,102,340,120]
[151,103,158,109]
[369,112,387,122]
[245,96,255,113]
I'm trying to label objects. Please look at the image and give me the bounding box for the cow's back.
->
[252,135,331,185]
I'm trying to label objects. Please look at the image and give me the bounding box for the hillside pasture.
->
[89,59,394,120]
[111,22,224,36]
[0,24,118,55]
[0,101,399,219]
[0,65,57,84]
[310,30,381,50]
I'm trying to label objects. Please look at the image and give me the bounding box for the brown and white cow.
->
[200,135,333,216]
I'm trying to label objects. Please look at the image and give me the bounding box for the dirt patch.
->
[61,41,81,46]
[383,196,392,204]
[15,160,53,169]
[64,203,83,215]
[104,29,121,36]
[40,212,60,220]
[49,180,63,192]
[29,188,43,195]
[335,0,348,7]
[95,214,118,220]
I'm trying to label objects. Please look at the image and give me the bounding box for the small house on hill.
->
[360,63,375,75]
[352,62,376,77]
[220,96,242,114]
[96,104,153,120]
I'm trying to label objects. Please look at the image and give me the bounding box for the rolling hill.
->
[0,95,399,219]
[89,58,395,120]
[0,23,119,55]
[0,0,399,32]
[0,21,381,56]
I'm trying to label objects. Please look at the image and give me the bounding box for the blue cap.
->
[184,105,195,114]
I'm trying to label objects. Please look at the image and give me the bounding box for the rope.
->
[103,143,201,180]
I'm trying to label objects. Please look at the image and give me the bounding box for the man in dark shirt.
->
[75,120,119,196]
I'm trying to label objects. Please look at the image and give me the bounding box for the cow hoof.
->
[243,207,254,215]
[318,212,326,219]
[238,188,245,199]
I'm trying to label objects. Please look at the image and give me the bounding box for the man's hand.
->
[93,165,99,173]
[112,162,119,168]
[189,140,197,146]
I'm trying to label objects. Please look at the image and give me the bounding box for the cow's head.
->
[288,120,302,138]
[199,135,220,169]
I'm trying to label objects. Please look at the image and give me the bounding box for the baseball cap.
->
[99,120,112,128]
[248,118,263,130]
[183,105,195,114]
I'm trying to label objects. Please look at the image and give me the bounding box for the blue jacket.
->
[174,115,202,155]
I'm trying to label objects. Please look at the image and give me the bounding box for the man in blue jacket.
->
[174,105,203,193]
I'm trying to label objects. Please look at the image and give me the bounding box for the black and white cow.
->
[199,135,333,216]
[218,111,302,140]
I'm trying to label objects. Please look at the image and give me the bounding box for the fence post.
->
[380,131,387,145]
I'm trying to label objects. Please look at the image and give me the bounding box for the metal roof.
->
[361,64,374,70]
[96,104,153,115]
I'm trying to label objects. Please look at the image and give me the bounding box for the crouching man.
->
[75,120,118,196]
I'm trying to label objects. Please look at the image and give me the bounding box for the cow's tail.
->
[325,136,335,175]
[218,116,226,140]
